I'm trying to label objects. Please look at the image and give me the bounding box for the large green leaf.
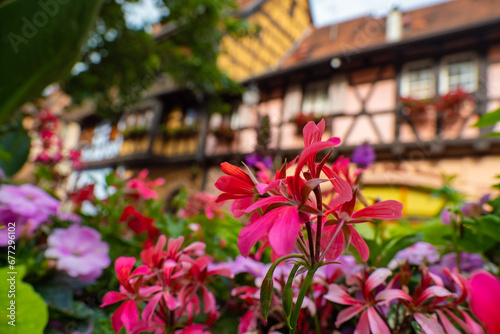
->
[474,108,500,128]
[0,266,48,334]
[0,120,30,176]
[0,0,103,124]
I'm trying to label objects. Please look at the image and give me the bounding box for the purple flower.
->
[440,252,484,273]
[351,143,376,168]
[45,225,110,281]
[211,255,267,278]
[389,242,440,268]
[56,211,82,224]
[244,153,260,168]
[244,153,273,169]
[461,194,491,218]
[0,184,59,245]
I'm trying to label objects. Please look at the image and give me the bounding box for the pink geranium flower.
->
[324,268,411,334]
[126,169,165,200]
[470,271,500,333]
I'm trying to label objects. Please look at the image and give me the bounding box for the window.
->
[439,52,478,94]
[400,60,435,99]
[301,80,330,114]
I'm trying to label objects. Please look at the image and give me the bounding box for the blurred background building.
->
[69,0,500,216]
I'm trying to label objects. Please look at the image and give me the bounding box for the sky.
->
[310,0,451,27]
[125,0,452,29]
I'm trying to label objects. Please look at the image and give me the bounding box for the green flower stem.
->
[305,221,316,265]
[290,265,319,334]
[451,219,461,272]
[309,283,321,334]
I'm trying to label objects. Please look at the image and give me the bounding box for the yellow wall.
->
[218,0,311,80]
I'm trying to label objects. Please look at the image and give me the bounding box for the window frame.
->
[438,52,479,95]
[400,59,436,100]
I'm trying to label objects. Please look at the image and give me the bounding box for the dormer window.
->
[400,60,435,99]
[439,52,478,94]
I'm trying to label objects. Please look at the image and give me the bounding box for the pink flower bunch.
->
[215,119,402,264]
[101,235,231,334]
[327,265,484,333]
[178,192,224,220]
[33,109,84,169]
[125,169,165,200]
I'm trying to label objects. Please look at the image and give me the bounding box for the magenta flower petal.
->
[355,310,371,334]
[352,200,403,219]
[335,304,365,327]
[367,307,391,334]
[121,299,139,333]
[244,196,289,213]
[324,284,363,306]
[470,271,500,333]
[414,314,445,334]
[375,289,412,304]
[238,210,276,257]
[349,226,370,262]
[436,310,461,334]
[267,206,300,256]
[101,291,128,307]
[365,268,392,292]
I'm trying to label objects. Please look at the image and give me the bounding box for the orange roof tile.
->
[281,0,500,68]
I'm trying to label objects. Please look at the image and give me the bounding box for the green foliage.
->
[0,266,48,334]
[0,0,103,125]
[0,118,30,176]
[474,107,500,127]
[64,0,249,120]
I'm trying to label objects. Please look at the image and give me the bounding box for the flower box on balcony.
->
[291,113,323,135]
[211,125,235,143]
[400,96,430,121]
[433,88,473,120]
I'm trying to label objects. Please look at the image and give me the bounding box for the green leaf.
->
[0,266,48,334]
[378,233,423,267]
[474,108,500,128]
[289,265,319,334]
[486,132,500,138]
[0,0,103,124]
[283,263,301,328]
[0,120,30,176]
[476,215,500,242]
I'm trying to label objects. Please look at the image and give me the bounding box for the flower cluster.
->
[45,224,110,281]
[327,265,483,333]
[215,119,403,332]
[101,235,231,334]
[350,142,376,168]
[215,119,402,263]
[33,108,83,168]
[125,169,165,200]
[178,192,224,220]
[0,184,59,245]
[434,88,473,117]
[400,96,429,116]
